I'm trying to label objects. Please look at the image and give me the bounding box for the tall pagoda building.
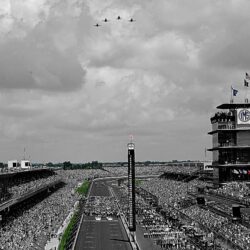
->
[208,103,250,185]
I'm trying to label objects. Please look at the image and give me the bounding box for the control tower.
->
[127,138,136,232]
[208,103,250,185]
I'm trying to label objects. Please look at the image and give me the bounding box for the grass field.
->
[76,180,90,196]
[59,180,90,249]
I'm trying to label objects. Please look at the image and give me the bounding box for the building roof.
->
[208,127,250,135]
[212,163,250,168]
[208,145,250,151]
[217,103,250,109]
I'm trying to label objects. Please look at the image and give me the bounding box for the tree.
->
[47,162,54,168]
[63,161,72,170]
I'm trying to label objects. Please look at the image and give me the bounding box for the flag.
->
[233,169,239,174]
[232,86,238,96]
[244,79,249,87]
[246,72,250,80]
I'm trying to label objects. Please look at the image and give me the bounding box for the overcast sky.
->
[0,0,250,163]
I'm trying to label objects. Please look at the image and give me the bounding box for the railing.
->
[65,201,85,250]
[211,142,237,148]
[218,124,235,130]
[219,142,236,147]
[211,112,235,123]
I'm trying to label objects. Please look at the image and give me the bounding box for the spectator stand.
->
[0,170,92,249]
[140,178,250,250]
[0,169,56,206]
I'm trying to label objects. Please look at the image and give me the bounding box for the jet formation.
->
[94,16,136,27]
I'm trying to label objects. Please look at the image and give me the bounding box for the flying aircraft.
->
[102,18,109,22]
[94,23,101,27]
[129,18,136,22]
[117,16,121,20]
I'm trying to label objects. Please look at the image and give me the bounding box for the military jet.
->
[94,23,101,27]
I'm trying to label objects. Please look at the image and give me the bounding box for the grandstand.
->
[0,169,63,220]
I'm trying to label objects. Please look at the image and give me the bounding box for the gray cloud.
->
[0,0,250,162]
[0,39,85,91]
[0,0,86,92]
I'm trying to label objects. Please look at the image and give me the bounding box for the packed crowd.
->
[157,166,198,175]
[104,166,162,176]
[9,175,61,199]
[207,200,233,217]
[140,178,250,250]
[208,182,250,205]
[136,195,200,250]
[140,178,207,209]
[182,205,250,250]
[114,180,218,249]
[0,185,77,250]
[103,165,198,177]
[0,169,111,250]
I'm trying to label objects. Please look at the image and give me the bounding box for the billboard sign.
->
[237,109,250,125]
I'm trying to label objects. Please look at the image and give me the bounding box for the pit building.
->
[208,103,250,185]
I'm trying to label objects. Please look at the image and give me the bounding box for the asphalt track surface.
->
[89,181,110,197]
[75,181,132,250]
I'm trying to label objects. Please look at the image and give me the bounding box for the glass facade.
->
[218,167,250,182]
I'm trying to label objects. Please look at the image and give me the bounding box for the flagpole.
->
[247,86,249,103]
[245,84,247,103]
[244,73,249,103]
[230,85,233,103]
[246,84,249,103]
[244,78,247,102]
